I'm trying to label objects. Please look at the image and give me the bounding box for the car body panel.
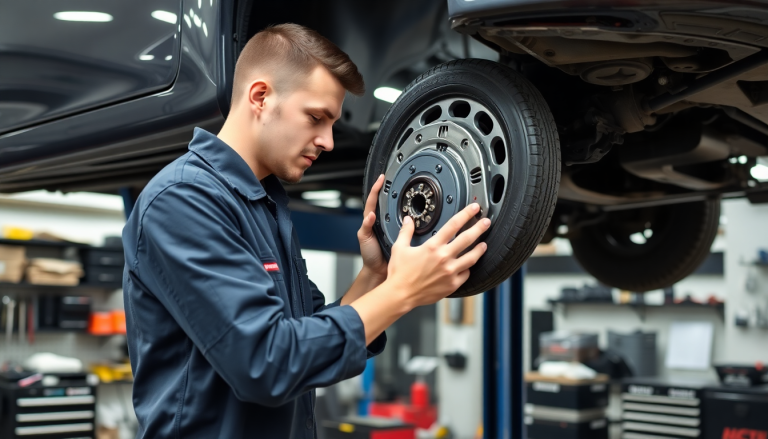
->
[0,0,232,193]
[0,0,183,134]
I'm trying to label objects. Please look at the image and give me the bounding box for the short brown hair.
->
[232,23,365,106]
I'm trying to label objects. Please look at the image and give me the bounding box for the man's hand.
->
[350,203,489,344]
[357,174,388,279]
[388,203,489,308]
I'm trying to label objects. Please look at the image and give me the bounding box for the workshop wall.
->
[524,198,768,381]
[436,295,484,439]
[722,198,768,362]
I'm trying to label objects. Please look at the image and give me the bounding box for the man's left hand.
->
[358,175,388,279]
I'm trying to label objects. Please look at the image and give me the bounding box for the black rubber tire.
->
[364,59,561,297]
[569,200,721,292]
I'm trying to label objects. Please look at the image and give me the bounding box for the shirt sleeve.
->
[309,279,386,358]
[134,180,370,407]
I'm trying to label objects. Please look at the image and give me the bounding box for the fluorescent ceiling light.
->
[151,10,177,24]
[54,11,113,22]
[139,54,154,61]
[302,190,341,201]
[165,55,173,61]
[751,163,768,181]
[374,87,402,103]
[203,22,208,37]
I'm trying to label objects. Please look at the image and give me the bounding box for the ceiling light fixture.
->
[139,54,154,61]
[54,11,113,22]
[151,10,177,24]
[751,163,768,182]
[374,87,402,103]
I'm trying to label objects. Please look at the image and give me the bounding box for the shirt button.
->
[306,416,313,429]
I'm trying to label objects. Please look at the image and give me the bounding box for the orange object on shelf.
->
[88,312,113,335]
[111,310,126,334]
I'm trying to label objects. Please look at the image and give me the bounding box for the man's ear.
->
[247,80,269,117]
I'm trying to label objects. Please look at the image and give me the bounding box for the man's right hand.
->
[350,203,489,345]
[388,203,489,307]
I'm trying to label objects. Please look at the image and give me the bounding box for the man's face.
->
[255,66,346,183]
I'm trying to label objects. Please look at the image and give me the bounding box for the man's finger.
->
[454,242,488,272]
[364,175,385,218]
[432,203,480,245]
[394,216,415,247]
[447,217,490,255]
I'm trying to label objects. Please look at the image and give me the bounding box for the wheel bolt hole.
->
[491,137,506,165]
[474,111,494,136]
[449,100,471,118]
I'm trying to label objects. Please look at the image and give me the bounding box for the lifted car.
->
[2,0,767,296]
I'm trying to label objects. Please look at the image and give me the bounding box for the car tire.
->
[569,200,721,292]
[364,59,561,297]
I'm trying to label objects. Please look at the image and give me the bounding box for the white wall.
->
[722,198,768,362]
[436,295,484,439]
[525,272,727,380]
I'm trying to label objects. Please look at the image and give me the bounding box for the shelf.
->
[0,238,89,248]
[547,299,725,321]
[0,281,122,291]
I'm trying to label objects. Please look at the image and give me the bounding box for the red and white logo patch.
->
[263,262,279,272]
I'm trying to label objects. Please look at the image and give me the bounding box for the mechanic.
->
[122,23,489,438]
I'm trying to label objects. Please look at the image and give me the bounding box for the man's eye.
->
[310,115,320,123]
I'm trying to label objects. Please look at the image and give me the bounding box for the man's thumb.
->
[396,216,415,246]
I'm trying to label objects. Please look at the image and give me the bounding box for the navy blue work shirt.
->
[122,128,386,439]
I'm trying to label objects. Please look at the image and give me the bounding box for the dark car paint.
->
[0,0,461,194]
[0,0,182,133]
[0,0,231,193]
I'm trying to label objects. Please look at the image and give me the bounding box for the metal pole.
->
[483,266,525,439]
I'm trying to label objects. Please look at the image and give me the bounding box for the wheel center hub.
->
[399,175,442,233]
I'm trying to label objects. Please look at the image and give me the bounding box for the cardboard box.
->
[0,245,25,261]
[26,258,83,286]
[0,245,26,283]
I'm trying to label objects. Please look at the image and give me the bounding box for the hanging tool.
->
[4,296,15,345]
[19,299,26,344]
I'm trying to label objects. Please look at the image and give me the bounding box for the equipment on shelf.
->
[525,372,609,439]
[0,370,98,439]
[621,377,709,439]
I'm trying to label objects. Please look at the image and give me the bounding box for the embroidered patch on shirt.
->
[263,262,279,272]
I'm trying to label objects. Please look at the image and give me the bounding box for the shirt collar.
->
[189,127,289,202]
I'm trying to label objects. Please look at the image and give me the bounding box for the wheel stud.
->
[416,134,422,143]
[397,153,403,162]
[447,195,453,204]
[461,139,469,149]
[392,190,398,199]
[385,214,390,222]
[435,164,442,173]
[409,165,416,174]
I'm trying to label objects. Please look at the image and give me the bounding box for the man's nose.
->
[315,128,334,152]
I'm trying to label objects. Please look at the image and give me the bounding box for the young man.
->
[122,24,489,438]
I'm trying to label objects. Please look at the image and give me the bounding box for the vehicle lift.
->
[122,194,525,439]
